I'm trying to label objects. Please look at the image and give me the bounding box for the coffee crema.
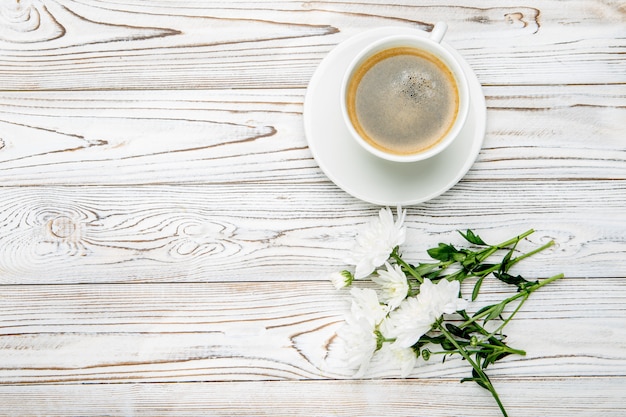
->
[346,46,460,156]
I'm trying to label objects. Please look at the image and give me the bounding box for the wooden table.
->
[1,1,625,416]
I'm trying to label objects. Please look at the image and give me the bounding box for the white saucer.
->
[303,27,486,206]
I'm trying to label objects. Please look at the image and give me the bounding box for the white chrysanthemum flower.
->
[417,278,468,317]
[381,279,468,349]
[372,342,418,377]
[380,296,433,348]
[330,270,353,289]
[349,287,389,327]
[372,262,410,309]
[347,207,407,279]
[331,314,378,377]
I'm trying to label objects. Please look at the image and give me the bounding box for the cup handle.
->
[429,22,448,43]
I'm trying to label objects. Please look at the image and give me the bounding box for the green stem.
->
[461,273,564,329]
[491,229,535,251]
[428,344,526,357]
[472,239,555,280]
[475,342,526,357]
[503,240,555,271]
[472,229,535,264]
[391,251,424,284]
[437,320,509,417]
[442,230,543,284]
[486,292,530,339]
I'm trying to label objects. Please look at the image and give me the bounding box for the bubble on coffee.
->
[346,47,459,156]
[396,70,436,101]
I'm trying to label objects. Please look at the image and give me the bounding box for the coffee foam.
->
[347,47,459,156]
[396,69,436,102]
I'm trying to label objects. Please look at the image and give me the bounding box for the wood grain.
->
[1,1,625,416]
[0,86,624,186]
[0,278,624,384]
[0,182,624,283]
[0,1,624,90]
[0,378,624,417]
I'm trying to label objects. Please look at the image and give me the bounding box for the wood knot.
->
[0,0,64,43]
[48,216,78,239]
[504,12,528,28]
[0,0,32,24]
[504,9,540,32]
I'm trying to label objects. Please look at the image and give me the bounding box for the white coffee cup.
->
[340,22,469,163]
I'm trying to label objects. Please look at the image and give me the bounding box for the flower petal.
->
[346,207,407,279]
[372,262,409,309]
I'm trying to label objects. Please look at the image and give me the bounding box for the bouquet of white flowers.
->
[329,207,564,417]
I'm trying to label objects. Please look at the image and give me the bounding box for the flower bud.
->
[330,270,354,289]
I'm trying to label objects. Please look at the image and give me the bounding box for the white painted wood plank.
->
[0,378,624,417]
[0,182,623,283]
[1,1,624,90]
[0,278,624,384]
[0,86,624,186]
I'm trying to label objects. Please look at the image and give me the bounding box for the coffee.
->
[346,46,459,156]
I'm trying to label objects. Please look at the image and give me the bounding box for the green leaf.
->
[472,263,496,275]
[521,280,540,291]
[467,369,490,390]
[412,263,442,281]
[463,321,484,335]
[459,229,487,246]
[446,323,471,340]
[474,304,495,317]
[446,269,468,283]
[441,338,458,352]
[418,334,446,345]
[427,243,462,262]
[484,351,512,368]
[425,270,443,280]
[461,252,479,270]
[472,275,486,301]
[415,262,440,276]
[484,302,506,323]
[453,252,468,263]
[494,271,526,285]
[493,271,534,291]
[498,245,517,274]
